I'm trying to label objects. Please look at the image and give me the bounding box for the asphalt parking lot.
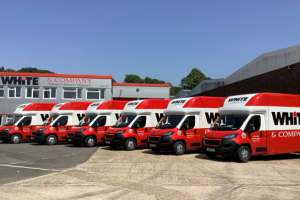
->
[0,145,300,200]
[0,143,97,185]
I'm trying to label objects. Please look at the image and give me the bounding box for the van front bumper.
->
[148,136,173,150]
[204,139,238,157]
[105,134,125,147]
[31,130,46,143]
[71,132,85,145]
[0,130,11,142]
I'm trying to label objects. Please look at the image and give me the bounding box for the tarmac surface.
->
[0,145,300,200]
[0,143,97,185]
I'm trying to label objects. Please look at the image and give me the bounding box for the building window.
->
[0,86,4,97]
[26,87,40,98]
[63,88,82,99]
[8,87,21,98]
[86,88,103,100]
[43,88,56,99]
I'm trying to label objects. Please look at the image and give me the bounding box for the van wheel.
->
[85,136,96,147]
[206,153,216,159]
[124,138,136,151]
[236,145,251,163]
[11,134,21,144]
[46,135,57,145]
[173,141,185,155]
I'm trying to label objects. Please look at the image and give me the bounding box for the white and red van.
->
[69,100,128,147]
[147,97,225,155]
[104,99,170,150]
[0,102,56,144]
[203,93,300,162]
[32,101,93,145]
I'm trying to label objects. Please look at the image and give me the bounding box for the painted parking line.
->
[0,164,61,172]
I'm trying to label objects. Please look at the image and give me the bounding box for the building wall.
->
[113,85,170,99]
[198,63,300,97]
[0,74,112,124]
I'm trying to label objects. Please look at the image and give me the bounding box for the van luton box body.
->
[0,102,56,144]
[147,96,225,155]
[104,99,170,150]
[68,100,128,147]
[203,93,300,162]
[32,101,93,145]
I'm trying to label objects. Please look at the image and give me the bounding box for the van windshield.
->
[16,116,32,126]
[78,114,96,126]
[51,115,68,127]
[43,115,58,126]
[113,114,136,128]
[211,114,248,131]
[157,115,184,129]
[4,115,22,126]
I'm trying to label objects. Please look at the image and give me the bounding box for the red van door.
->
[245,115,267,155]
[93,116,107,142]
[181,115,202,150]
[19,116,32,140]
[132,116,147,146]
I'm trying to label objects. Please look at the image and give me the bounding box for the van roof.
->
[59,101,93,110]
[97,100,128,110]
[165,96,225,114]
[135,99,170,109]
[224,93,300,108]
[123,99,170,114]
[245,93,300,107]
[183,96,225,108]
[23,102,57,111]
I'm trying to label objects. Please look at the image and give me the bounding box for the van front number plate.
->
[206,147,216,152]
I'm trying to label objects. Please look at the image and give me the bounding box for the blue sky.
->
[0,0,300,85]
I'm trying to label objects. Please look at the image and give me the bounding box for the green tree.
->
[124,74,144,83]
[0,66,16,72]
[18,67,54,73]
[144,76,165,84]
[170,86,182,96]
[180,68,207,90]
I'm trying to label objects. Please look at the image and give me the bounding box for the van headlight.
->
[223,134,237,140]
[163,132,174,136]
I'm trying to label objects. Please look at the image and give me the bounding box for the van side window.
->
[181,116,195,130]
[133,116,146,128]
[246,115,261,132]
[93,116,106,127]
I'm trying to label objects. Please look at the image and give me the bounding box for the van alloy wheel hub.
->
[87,138,95,146]
[241,149,249,159]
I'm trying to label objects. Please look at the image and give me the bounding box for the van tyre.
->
[173,141,185,155]
[85,136,96,147]
[124,138,136,151]
[46,135,57,145]
[236,145,251,163]
[11,134,21,144]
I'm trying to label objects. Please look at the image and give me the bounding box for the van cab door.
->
[181,115,201,150]
[55,116,69,139]
[245,114,267,155]
[132,115,147,145]
[19,116,32,140]
[93,116,107,142]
